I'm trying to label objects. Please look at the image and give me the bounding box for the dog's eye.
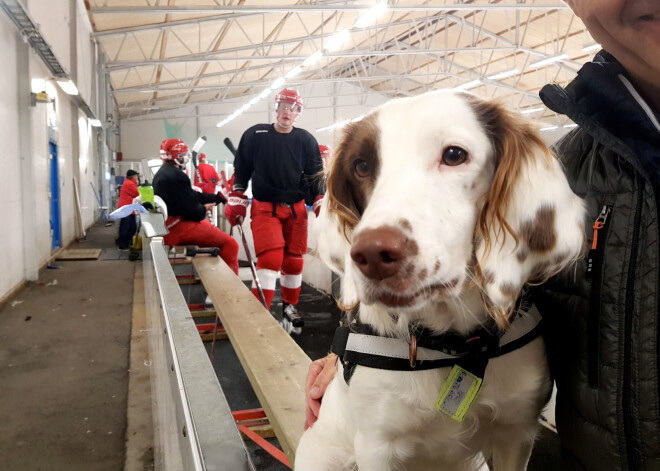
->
[442,146,468,166]
[353,159,370,177]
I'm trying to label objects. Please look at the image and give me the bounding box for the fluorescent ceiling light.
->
[540,125,559,132]
[56,79,79,95]
[285,66,302,79]
[324,29,350,52]
[258,89,272,99]
[248,96,260,106]
[529,53,568,68]
[453,79,481,91]
[582,43,601,53]
[354,2,388,28]
[270,77,285,90]
[486,68,520,80]
[563,123,578,128]
[89,119,102,127]
[302,51,323,68]
[521,107,544,114]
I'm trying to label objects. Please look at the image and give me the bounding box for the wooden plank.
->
[199,331,229,342]
[193,257,310,466]
[239,424,275,440]
[190,309,216,318]
[176,277,201,285]
[55,248,102,260]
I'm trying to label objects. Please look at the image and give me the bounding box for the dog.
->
[295,90,585,471]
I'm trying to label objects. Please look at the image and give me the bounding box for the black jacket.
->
[233,124,324,204]
[537,51,660,470]
[153,164,224,221]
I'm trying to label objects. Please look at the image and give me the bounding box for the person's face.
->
[567,0,660,90]
[275,102,301,129]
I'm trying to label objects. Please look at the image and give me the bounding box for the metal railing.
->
[143,235,254,470]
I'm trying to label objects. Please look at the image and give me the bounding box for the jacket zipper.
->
[623,180,643,469]
[587,204,612,387]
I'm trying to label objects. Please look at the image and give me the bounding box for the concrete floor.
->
[0,222,153,471]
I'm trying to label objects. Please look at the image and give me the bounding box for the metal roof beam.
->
[91,4,570,14]
[112,71,468,94]
[106,46,518,69]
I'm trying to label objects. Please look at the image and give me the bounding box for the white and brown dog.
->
[295,90,585,471]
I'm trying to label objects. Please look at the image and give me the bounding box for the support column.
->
[17,35,38,280]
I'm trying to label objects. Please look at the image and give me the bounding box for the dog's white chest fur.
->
[295,90,584,471]
[299,337,548,470]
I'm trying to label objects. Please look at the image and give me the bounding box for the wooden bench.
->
[193,257,311,466]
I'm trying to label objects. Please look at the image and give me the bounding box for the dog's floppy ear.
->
[465,96,585,327]
[315,195,350,276]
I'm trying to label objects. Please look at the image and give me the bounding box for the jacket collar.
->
[540,51,660,180]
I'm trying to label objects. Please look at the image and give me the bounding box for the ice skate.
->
[281,302,303,335]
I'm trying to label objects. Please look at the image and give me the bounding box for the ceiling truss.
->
[86,1,593,124]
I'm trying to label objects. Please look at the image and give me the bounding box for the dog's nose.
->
[351,227,407,280]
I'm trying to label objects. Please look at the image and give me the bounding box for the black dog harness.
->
[331,308,543,385]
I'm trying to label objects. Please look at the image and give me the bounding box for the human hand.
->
[204,203,215,211]
[312,195,323,218]
[224,191,248,226]
[304,353,337,430]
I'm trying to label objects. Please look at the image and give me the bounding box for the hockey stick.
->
[223,137,237,156]
[235,215,267,308]
[190,135,207,185]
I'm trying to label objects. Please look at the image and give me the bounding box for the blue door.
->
[49,141,61,250]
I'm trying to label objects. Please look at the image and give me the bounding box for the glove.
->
[216,191,227,205]
[312,195,323,218]
[225,191,248,226]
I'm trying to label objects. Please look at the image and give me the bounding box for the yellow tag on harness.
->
[435,365,483,422]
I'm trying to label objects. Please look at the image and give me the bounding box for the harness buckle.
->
[409,334,417,368]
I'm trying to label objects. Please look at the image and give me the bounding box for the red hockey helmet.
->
[275,88,303,112]
[160,139,190,166]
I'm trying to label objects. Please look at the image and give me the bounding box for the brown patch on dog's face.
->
[326,113,381,234]
[433,260,441,273]
[398,218,413,234]
[519,206,557,252]
[516,249,528,263]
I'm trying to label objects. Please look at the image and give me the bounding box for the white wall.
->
[0,0,109,301]
[29,58,53,268]
[0,13,24,298]
[120,82,390,165]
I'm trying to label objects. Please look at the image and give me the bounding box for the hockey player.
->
[154,138,239,274]
[225,88,324,333]
[117,169,140,251]
[193,153,221,194]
